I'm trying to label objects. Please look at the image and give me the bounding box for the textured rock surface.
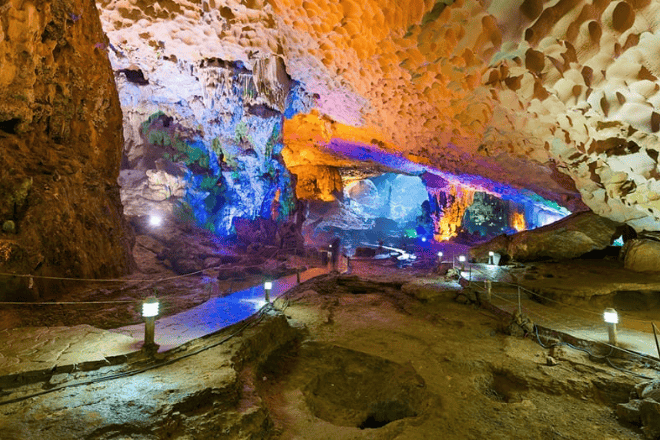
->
[95,0,660,232]
[640,399,660,439]
[623,239,660,272]
[289,164,343,201]
[99,12,298,237]
[471,211,624,261]
[0,0,132,300]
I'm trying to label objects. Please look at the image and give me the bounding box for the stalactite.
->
[432,185,475,241]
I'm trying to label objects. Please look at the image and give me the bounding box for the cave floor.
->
[0,258,657,439]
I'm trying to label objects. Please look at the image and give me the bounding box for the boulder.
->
[639,380,660,402]
[616,400,642,425]
[471,211,623,262]
[640,399,660,439]
[623,240,660,272]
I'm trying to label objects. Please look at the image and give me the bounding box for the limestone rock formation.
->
[471,211,624,262]
[622,238,660,272]
[95,0,660,232]
[618,379,660,439]
[0,0,133,300]
[100,8,298,236]
[289,165,343,201]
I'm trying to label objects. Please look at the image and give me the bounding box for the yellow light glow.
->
[511,212,526,232]
[432,185,474,242]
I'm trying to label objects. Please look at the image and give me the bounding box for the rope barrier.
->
[456,263,660,372]
[0,266,323,405]
[463,263,660,326]
[0,267,212,283]
[460,274,658,375]
[0,300,136,305]
[0,249,315,306]
[0,304,273,407]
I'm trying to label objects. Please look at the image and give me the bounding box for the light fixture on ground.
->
[437,251,443,262]
[149,214,162,227]
[603,308,618,346]
[458,255,466,271]
[488,251,494,265]
[264,281,273,303]
[142,297,160,349]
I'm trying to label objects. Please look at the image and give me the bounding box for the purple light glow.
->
[325,138,569,215]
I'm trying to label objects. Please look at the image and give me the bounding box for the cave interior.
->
[2,0,660,438]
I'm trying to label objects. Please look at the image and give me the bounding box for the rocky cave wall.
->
[112,51,299,238]
[269,0,660,232]
[0,0,133,300]
[4,0,660,300]
[305,169,570,248]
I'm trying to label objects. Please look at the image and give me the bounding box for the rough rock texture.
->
[471,211,624,262]
[0,0,133,300]
[622,239,660,272]
[94,0,660,232]
[99,10,298,237]
[618,380,660,439]
[289,164,343,201]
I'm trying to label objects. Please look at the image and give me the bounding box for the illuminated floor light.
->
[149,215,162,227]
[264,281,273,303]
[604,308,618,346]
[142,297,160,350]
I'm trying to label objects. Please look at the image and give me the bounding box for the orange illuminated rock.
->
[0,0,133,300]
[96,0,660,231]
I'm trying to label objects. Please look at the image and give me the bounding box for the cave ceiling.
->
[97,0,660,231]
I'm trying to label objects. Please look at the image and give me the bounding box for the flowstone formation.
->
[0,0,132,300]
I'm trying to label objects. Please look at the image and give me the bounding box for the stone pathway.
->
[3,260,658,386]
[0,268,326,380]
[464,263,660,363]
[110,268,326,351]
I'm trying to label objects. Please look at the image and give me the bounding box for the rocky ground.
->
[0,220,311,331]
[0,257,657,439]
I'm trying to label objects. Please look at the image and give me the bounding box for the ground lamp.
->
[149,214,162,227]
[488,251,494,265]
[458,255,466,271]
[142,297,160,348]
[603,308,618,346]
[264,281,273,303]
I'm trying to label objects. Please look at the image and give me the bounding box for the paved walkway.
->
[464,263,660,363]
[110,268,326,352]
[0,268,326,380]
[3,260,658,385]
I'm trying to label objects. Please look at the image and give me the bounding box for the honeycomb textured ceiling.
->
[99,0,660,230]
